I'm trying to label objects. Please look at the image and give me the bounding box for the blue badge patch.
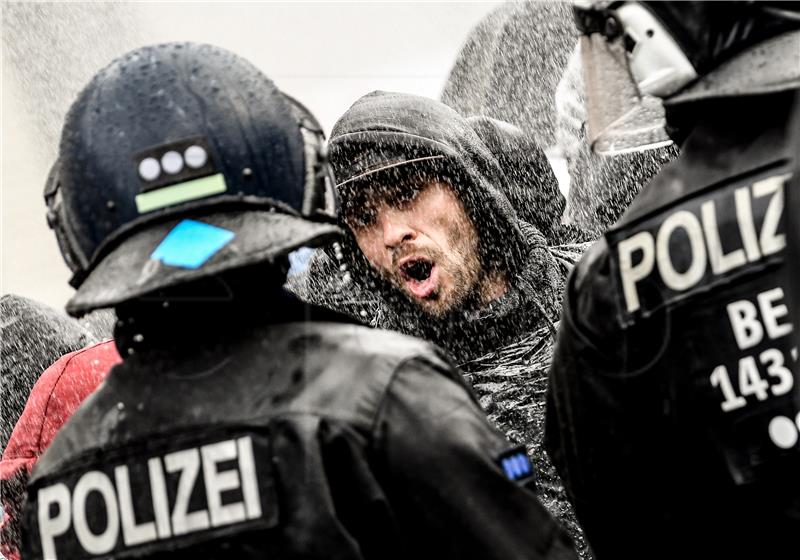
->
[287,247,315,278]
[150,219,235,269]
[497,447,535,483]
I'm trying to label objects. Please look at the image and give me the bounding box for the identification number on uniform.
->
[608,166,799,456]
[25,431,277,559]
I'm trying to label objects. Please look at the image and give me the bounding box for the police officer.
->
[788,96,800,348]
[545,3,800,559]
[21,43,577,560]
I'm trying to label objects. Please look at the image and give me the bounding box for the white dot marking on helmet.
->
[161,151,184,174]
[768,416,798,449]
[138,157,161,181]
[184,145,208,169]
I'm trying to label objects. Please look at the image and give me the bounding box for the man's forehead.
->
[335,146,447,185]
[339,178,416,210]
[341,174,451,204]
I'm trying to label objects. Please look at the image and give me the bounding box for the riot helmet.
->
[45,43,341,316]
[573,1,800,155]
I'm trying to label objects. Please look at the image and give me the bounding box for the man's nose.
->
[379,214,415,248]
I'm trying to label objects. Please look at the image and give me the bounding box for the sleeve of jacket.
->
[374,350,577,560]
[544,239,669,558]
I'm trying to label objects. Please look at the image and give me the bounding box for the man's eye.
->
[389,188,420,208]
[347,208,377,229]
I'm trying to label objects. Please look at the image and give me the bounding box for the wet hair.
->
[339,171,434,230]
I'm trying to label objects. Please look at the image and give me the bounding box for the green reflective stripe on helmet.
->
[135,173,228,213]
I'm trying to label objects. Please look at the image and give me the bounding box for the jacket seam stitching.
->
[35,340,111,454]
[368,355,425,441]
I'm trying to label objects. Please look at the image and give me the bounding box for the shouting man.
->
[341,175,506,318]
[300,91,589,360]
[294,90,592,554]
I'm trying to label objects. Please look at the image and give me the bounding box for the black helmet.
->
[572,1,800,154]
[44,43,341,316]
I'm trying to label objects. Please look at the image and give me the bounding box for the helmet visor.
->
[580,33,673,156]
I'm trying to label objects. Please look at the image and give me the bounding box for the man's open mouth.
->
[398,257,438,299]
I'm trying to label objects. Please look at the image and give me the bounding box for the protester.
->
[442,1,573,153]
[546,2,800,558]
[293,90,591,553]
[442,0,676,238]
[0,294,112,451]
[0,295,115,560]
[19,43,576,560]
[0,340,120,560]
[299,91,589,358]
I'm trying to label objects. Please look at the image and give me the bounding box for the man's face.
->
[344,179,483,317]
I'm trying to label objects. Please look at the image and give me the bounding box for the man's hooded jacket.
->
[292,91,592,554]
[297,91,588,360]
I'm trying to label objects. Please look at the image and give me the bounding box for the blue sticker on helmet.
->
[150,219,235,269]
[497,447,535,483]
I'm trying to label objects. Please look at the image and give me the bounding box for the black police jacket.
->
[22,299,576,560]
[546,91,800,560]
[788,95,800,347]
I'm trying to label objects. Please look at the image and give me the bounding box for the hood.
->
[329,90,566,272]
[441,1,575,150]
[0,295,114,452]
[301,92,585,360]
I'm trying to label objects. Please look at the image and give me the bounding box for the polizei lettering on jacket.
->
[27,434,275,559]
[608,171,790,323]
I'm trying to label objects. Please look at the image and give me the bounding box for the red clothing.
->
[0,340,120,560]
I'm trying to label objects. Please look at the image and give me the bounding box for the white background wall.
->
[2,1,501,310]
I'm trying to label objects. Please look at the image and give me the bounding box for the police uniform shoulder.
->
[571,237,611,291]
[351,329,469,410]
[319,323,454,379]
[616,161,686,225]
[276,322,456,424]
[329,323,442,361]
